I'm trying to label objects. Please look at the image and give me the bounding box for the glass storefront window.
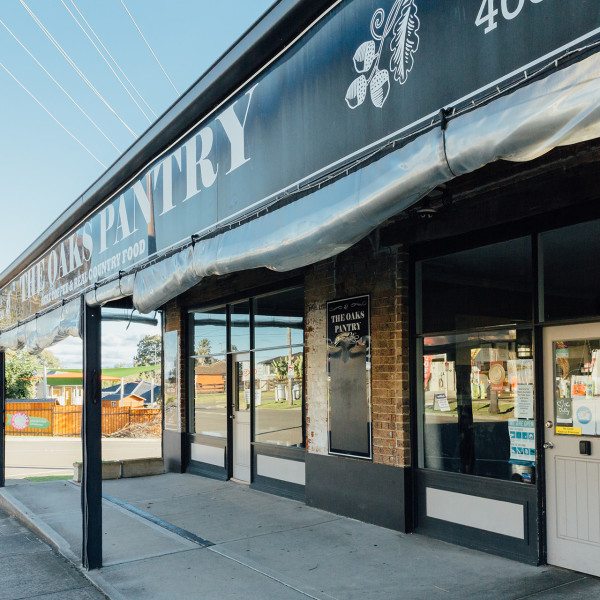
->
[192,354,227,438]
[553,338,600,437]
[254,288,304,348]
[419,237,532,333]
[192,306,227,355]
[421,329,535,482]
[190,288,304,448]
[541,219,600,322]
[254,346,304,447]
[230,300,250,352]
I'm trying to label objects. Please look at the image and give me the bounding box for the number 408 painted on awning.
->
[476,0,544,34]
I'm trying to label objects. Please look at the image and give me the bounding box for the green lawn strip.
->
[26,474,73,482]
[425,400,515,419]
[195,391,300,410]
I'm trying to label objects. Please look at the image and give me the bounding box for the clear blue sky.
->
[0,0,274,276]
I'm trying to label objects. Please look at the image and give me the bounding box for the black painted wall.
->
[163,430,186,473]
[305,453,410,531]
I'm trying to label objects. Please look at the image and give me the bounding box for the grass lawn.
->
[26,474,73,482]
[195,390,300,410]
[425,399,515,420]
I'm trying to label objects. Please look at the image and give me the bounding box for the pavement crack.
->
[100,547,202,570]
[209,545,337,600]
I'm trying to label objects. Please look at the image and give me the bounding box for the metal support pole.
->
[82,302,102,569]
[0,351,5,488]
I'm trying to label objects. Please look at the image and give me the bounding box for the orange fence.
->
[5,402,161,437]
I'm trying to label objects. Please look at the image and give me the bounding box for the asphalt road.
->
[4,437,161,479]
[195,406,303,445]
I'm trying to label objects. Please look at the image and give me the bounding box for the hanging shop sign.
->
[2,0,599,328]
[327,295,372,459]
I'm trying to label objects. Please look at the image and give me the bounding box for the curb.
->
[0,488,117,599]
[0,488,77,563]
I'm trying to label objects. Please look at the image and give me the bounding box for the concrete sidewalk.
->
[0,506,106,599]
[1,473,599,600]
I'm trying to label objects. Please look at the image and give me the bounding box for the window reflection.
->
[231,301,250,352]
[254,346,303,446]
[254,288,304,348]
[420,238,532,333]
[542,220,600,321]
[190,288,304,448]
[192,306,227,355]
[193,355,227,438]
[422,330,535,482]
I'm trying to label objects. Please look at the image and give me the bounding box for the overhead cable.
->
[0,61,106,168]
[0,17,121,153]
[19,0,138,138]
[61,0,153,124]
[120,0,180,96]
[68,0,158,119]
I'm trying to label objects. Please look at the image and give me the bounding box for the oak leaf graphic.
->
[389,0,420,84]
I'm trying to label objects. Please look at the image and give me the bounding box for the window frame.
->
[188,286,306,449]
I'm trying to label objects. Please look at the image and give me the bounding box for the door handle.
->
[543,441,554,449]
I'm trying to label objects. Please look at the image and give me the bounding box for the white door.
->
[544,323,600,576]
[232,354,251,482]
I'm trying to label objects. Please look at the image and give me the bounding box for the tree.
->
[195,338,212,365]
[5,349,59,399]
[134,334,161,366]
[39,350,60,369]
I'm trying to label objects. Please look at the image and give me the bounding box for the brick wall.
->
[304,240,410,467]
[164,247,411,467]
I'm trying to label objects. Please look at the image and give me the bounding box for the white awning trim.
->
[133,129,449,313]
[0,298,81,354]
[445,51,600,173]
[6,50,600,328]
[85,273,135,307]
[131,52,600,314]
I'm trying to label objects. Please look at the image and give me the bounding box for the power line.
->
[0,17,121,153]
[60,0,153,124]
[68,0,158,120]
[19,0,138,138]
[120,0,180,96]
[0,60,106,168]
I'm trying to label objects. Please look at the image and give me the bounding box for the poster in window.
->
[327,295,371,459]
[164,331,180,431]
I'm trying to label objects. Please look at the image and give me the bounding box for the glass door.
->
[543,323,600,576]
[231,352,251,482]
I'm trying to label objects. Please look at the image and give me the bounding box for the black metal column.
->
[82,302,102,569]
[0,352,5,489]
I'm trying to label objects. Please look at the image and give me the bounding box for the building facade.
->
[2,0,600,575]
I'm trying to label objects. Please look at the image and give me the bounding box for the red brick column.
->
[304,242,410,467]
